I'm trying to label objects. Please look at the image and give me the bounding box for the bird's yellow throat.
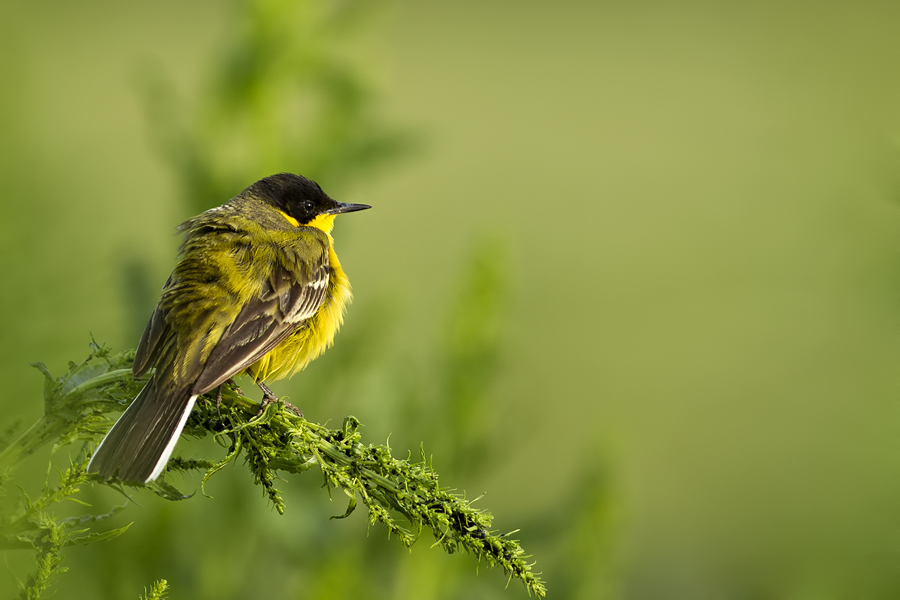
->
[276,209,336,233]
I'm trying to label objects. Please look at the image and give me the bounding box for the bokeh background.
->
[2,0,900,598]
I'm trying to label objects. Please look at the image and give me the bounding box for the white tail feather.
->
[146,394,198,482]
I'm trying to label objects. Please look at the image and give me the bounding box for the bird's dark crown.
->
[246,173,338,225]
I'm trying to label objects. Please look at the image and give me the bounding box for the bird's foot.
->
[255,381,304,418]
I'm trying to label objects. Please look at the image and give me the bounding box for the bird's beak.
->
[326,202,371,215]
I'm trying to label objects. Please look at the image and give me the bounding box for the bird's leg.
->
[257,381,278,404]
[210,379,244,419]
[215,385,223,418]
[255,381,303,418]
[226,378,243,396]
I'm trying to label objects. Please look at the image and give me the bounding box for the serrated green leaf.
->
[66,523,132,547]
[147,479,192,501]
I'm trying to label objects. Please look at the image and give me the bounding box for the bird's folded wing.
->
[191,259,330,394]
[133,275,173,378]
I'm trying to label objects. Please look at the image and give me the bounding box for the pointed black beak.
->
[325,201,371,215]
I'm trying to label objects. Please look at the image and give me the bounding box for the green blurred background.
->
[2,0,900,597]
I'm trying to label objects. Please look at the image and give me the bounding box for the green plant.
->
[0,343,546,598]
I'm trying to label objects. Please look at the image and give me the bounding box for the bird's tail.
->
[87,372,197,484]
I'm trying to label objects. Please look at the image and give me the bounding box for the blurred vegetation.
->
[0,0,605,597]
[5,0,897,597]
[141,0,414,214]
[140,580,169,600]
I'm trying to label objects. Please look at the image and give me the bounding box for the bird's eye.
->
[304,201,315,212]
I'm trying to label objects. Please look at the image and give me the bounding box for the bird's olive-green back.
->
[133,195,332,390]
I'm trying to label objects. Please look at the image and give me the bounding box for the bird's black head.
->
[247,173,370,227]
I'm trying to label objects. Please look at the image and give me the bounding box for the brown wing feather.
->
[192,259,329,394]
[133,275,173,377]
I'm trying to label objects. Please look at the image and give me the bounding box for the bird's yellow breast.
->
[245,239,351,383]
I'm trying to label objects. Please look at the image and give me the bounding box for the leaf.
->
[30,361,59,404]
[66,523,132,547]
[140,579,170,600]
[331,491,357,520]
[29,362,54,381]
[147,479,192,501]
[59,363,109,396]
[200,438,242,498]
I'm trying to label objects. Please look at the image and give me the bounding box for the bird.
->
[87,173,370,483]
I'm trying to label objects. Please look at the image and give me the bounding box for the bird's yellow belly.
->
[246,246,352,383]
